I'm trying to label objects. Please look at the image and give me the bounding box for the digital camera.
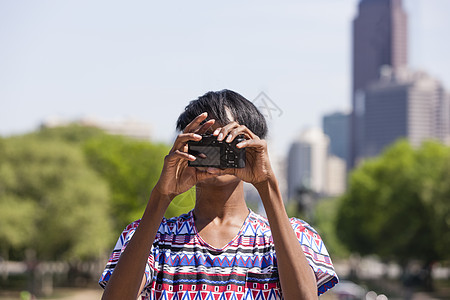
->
[187,134,246,168]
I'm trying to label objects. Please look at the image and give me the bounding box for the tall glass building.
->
[350,0,408,166]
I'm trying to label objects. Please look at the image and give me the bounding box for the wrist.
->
[254,176,285,215]
[253,172,278,191]
[141,188,172,224]
[150,186,175,205]
[254,176,282,204]
[153,179,180,200]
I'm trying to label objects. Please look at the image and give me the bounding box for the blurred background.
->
[1,0,449,299]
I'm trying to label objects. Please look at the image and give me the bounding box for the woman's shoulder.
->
[289,217,318,234]
[248,210,315,230]
[158,210,194,235]
[246,211,320,240]
[162,210,192,223]
[119,211,193,237]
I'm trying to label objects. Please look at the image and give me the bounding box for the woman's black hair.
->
[176,90,268,139]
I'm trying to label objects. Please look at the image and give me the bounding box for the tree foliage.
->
[0,134,113,261]
[38,125,197,228]
[336,139,450,263]
[314,197,349,259]
[33,124,105,144]
[83,134,194,231]
[0,125,198,262]
[33,125,195,227]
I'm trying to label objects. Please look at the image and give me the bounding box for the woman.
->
[99,90,338,299]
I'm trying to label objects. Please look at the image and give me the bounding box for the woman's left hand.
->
[207,121,275,185]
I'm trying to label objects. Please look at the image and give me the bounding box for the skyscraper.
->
[362,68,450,157]
[323,112,350,164]
[287,128,347,200]
[350,0,408,166]
[287,128,329,200]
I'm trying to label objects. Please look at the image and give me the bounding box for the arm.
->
[102,113,218,299]
[254,178,317,300]
[101,190,171,300]
[209,122,318,299]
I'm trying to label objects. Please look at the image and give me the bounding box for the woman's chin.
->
[198,174,240,186]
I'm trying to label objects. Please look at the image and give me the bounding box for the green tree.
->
[33,124,105,144]
[0,135,113,261]
[314,197,349,259]
[336,139,450,265]
[83,134,195,232]
[34,125,196,229]
[415,142,450,261]
[1,125,197,256]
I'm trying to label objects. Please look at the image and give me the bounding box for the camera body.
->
[187,134,246,168]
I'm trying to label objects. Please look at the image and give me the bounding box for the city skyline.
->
[362,67,450,159]
[350,0,409,167]
[1,0,449,158]
[349,0,450,165]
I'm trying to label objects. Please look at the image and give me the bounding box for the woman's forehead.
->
[225,107,234,122]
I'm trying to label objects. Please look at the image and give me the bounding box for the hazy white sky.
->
[1,0,449,157]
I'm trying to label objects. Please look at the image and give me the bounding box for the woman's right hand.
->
[154,112,217,199]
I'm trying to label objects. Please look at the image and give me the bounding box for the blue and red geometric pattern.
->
[99,210,338,299]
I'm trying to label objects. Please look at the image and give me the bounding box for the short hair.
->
[176,89,268,139]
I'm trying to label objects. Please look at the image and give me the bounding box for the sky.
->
[1,0,449,158]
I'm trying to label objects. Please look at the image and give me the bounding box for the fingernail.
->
[226,136,232,143]
[218,133,223,140]
[213,129,220,135]
[193,134,202,139]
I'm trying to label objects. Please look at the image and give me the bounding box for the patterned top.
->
[99,210,338,299]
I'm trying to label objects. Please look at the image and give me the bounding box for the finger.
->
[170,132,202,153]
[170,150,197,162]
[183,112,208,133]
[236,138,266,149]
[225,125,258,143]
[195,119,216,135]
[212,127,222,137]
[214,121,240,141]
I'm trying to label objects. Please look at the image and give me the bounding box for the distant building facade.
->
[287,128,346,200]
[323,112,350,165]
[326,155,347,197]
[287,128,329,199]
[41,116,152,140]
[362,68,450,158]
[350,0,408,167]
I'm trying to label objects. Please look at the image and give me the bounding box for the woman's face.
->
[193,109,241,187]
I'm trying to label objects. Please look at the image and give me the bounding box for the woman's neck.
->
[193,180,248,225]
[192,179,250,249]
